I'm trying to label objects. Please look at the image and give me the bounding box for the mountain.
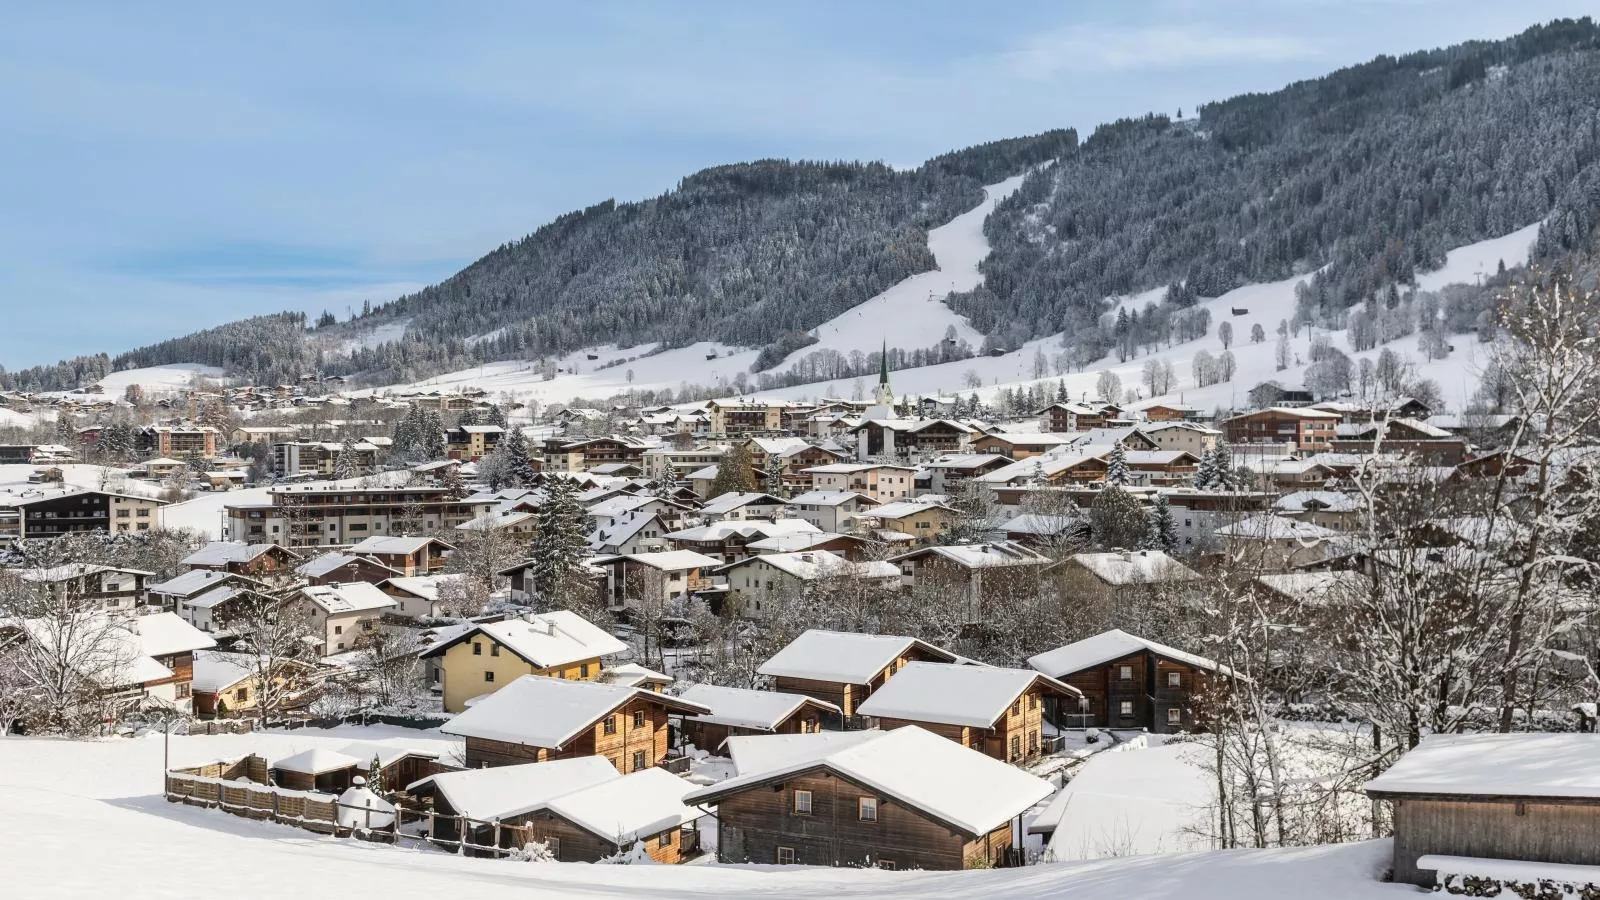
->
[6,18,1600,400]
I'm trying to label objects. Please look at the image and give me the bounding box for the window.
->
[484,671,495,683]
[632,710,646,728]
[1167,672,1181,688]
[580,663,590,678]
[137,508,150,518]
[116,509,130,519]
[657,829,674,847]
[603,716,617,735]
[237,687,250,702]
[631,750,646,771]
[1118,665,1132,681]
[1119,701,1134,717]
[337,642,346,650]
[1028,693,1039,710]
[777,847,796,865]
[858,797,878,822]
[793,789,813,815]
[176,682,191,699]
[334,625,343,635]
[1011,698,1022,716]
[472,642,482,655]
[878,860,896,871]
[1010,735,1021,760]
[490,644,500,657]
[1167,707,1182,725]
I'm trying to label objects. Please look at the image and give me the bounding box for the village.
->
[1,320,1596,898]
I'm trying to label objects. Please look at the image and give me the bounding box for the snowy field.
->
[368,209,1537,415]
[1045,737,1215,861]
[0,463,162,500]
[0,726,1411,899]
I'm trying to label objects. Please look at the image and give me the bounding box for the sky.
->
[1,1,1593,369]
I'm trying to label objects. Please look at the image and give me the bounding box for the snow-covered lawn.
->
[1043,736,1216,861]
[0,724,1412,899]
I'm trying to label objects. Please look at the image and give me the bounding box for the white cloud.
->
[1005,24,1321,76]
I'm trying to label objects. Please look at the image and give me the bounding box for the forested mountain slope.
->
[9,19,1600,394]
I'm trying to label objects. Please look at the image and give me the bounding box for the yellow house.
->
[852,500,956,543]
[422,611,629,713]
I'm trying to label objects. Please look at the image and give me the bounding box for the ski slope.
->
[0,728,1411,900]
[368,214,1536,416]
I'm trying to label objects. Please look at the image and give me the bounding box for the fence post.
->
[492,819,501,857]
[456,815,465,855]
[272,791,280,823]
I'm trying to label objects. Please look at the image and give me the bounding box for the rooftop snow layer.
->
[1029,629,1231,679]
[678,684,840,732]
[1365,733,1600,799]
[855,662,1079,728]
[756,629,956,684]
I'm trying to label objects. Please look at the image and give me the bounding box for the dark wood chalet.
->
[686,726,1052,870]
[294,551,404,586]
[441,674,710,773]
[855,663,1082,763]
[755,629,959,719]
[676,684,840,752]
[1027,629,1234,733]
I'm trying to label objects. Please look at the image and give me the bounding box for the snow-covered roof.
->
[785,490,877,507]
[599,662,672,689]
[589,512,662,551]
[294,552,400,579]
[190,651,262,693]
[426,611,627,669]
[1273,491,1361,513]
[998,513,1081,536]
[746,437,810,455]
[129,611,218,657]
[182,541,291,567]
[347,535,450,555]
[441,675,709,748]
[538,767,705,843]
[686,726,1053,837]
[17,563,153,582]
[699,491,787,517]
[1214,514,1341,541]
[723,550,898,582]
[336,741,439,768]
[299,582,397,615]
[273,747,362,776]
[1254,571,1372,605]
[866,500,954,520]
[724,730,880,775]
[924,453,1011,471]
[757,629,957,684]
[1028,629,1233,679]
[612,549,721,572]
[745,531,862,553]
[856,662,1079,728]
[803,462,915,474]
[408,757,620,822]
[890,541,1050,569]
[186,583,251,611]
[1365,733,1600,799]
[665,519,818,543]
[1063,550,1202,585]
[678,684,840,732]
[378,574,465,602]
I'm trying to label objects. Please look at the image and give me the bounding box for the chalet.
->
[976,449,1110,487]
[1365,734,1600,887]
[719,551,900,620]
[445,424,504,461]
[667,519,826,567]
[849,418,975,460]
[440,674,710,772]
[421,611,629,713]
[173,583,261,634]
[784,490,880,532]
[1215,514,1343,569]
[190,650,318,718]
[0,486,166,540]
[770,443,851,493]
[677,684,841,750]
[708,399,791,436]
[345,535,455,575]
[641,446,728,482]
[588,511,667,556]
[1236,457,1335,492]
[144,424,221,459]
[295,582,398,654]
[182,541,301,577]
[16,563,153,614]
[852,500,957,543]
[293,551,403,586]
[542,436,652,473]
[1330,417,1467,466]
[600,663,673,691]
[999,512,1087,548]
[969,431,1077,459]
[592,550,721,611]
[1223,407,1339,453]
[1272,491,1364,532]
[1138,421,1222,455]
[923,454,1013,494]
[501,767,707,863]
[3,612,215,714]
[803,463,916,502]
[856,662,1082,763]
[1049,550,1203,608]
[744,530,881,562]
[454,509,538,541]
[409,757,620,852]
[698,491,789,522]
[686,726,1053,870]
[148,568,252,615]
[1139,402,1208,423]
[889,542,1051,620]
[223,484,491,548]
[756,629,959,717]
[1028,629,1234,733]
[377,574,468,618]
[1067,426,1161,451]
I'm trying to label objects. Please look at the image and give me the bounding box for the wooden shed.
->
[755,629,958,719]
[271,747,362,793]
[1365,733,1600,886]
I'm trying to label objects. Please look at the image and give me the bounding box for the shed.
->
[272,747,363,793]
[1365,733,1600,886]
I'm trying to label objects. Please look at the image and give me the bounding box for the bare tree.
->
[216,589,321,725]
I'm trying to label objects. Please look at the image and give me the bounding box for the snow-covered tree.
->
[528,477,597,615]
[1104,443,1130,486]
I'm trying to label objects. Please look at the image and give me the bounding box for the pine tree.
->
[1104,443,1130,486]
[1211,441,1238,491]
[456,407,481,428]
[440,463,469,500]
[1193,447,1219,491]
[1143,493,1177,552]
[500,426,537,487]
[529,476,593,610]
[707,444,758,498]
[332,437,356,481]
[484,404,507,427]
[1090,485,1146,550]
[421,409,447,460]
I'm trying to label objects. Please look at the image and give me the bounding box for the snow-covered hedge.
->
[1435,871,1600,899]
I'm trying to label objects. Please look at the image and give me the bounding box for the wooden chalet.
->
[755,629,959,718]
[345,535,454,575]
[1028,629,1236,733]
[421,611,629,713]
[686,726,1053,870]
[1366,734,1600,886]
[855,662,1082,762]
[293,551,404,586]
[182,541,302,577]
[440,674,710,773]
[676,684,841,750]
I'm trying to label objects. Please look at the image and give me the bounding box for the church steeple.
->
[878,340,890,388]
[864,340,895,420]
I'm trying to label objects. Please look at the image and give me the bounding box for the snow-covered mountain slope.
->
[371,218,1535,416]
[1,728,1408,900]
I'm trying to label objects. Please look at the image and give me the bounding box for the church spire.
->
[878,340,890,387]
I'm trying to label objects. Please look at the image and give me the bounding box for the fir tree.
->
[707,443,758,498]
[497,426,537,487]
[456,407,481,428]
[332,437,356,481]
[1142,493,1177,552]
[1104,443,1130,486]
[421,409,447,460]
[440,463,469,500]
[1089,484,1146,550]
[529,476,593,610]
[1193,447,1219,491]
[1211,441,1238,491]
[484,404,508,427]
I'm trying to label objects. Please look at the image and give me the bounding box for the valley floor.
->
[0,726,1413,899]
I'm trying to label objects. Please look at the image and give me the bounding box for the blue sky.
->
[1,1,1592,367]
